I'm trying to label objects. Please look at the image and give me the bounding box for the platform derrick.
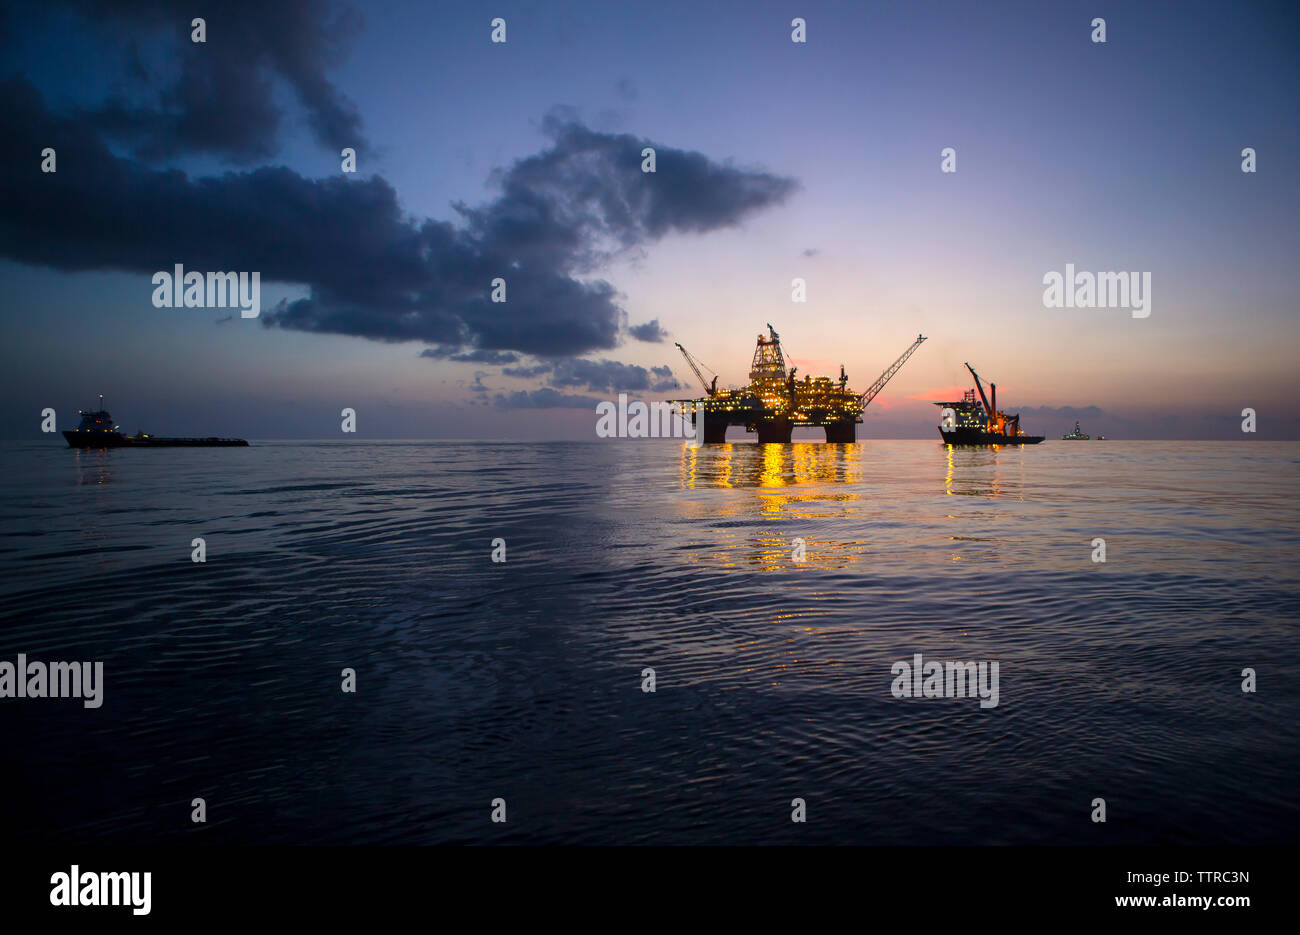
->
[672,327,926,444]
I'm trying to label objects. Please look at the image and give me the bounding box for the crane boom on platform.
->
[675,342,718,396]
[859,334,928,407]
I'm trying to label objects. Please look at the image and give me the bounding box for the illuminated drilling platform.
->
[672,325,926,443]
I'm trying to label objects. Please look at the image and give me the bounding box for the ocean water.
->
[1,439,1297,845]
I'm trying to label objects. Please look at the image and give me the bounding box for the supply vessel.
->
[934,364,1043,445]
[672,326,927,443]
[63,397,249,448]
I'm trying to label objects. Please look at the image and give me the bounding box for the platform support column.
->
[756,416,793,444]
[824,421,857,443]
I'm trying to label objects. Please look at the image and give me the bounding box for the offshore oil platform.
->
[672,325,926,443]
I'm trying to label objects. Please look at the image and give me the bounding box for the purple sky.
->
[2,0,1297,439]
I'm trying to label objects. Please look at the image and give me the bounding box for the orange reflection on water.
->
[679,442,867,571]
[942,444,1007,500]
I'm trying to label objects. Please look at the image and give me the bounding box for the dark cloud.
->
[492,359,680,406]
[501,362,555,379]
[1016,405,1107,420]
[547,358,678,393]
[51,0,367,162]
[628,318,668,342]
[0,81,796,360]
[1,79,434,330]
[649,364,681,392]
[421,347,520,364]
[801,247,819,257]
[496,357,679,394]
[492,388,601,410]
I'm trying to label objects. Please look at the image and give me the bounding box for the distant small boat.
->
[62,396,248,448]
[1062,421,1091,440]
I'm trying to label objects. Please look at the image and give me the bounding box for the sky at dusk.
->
[1,0,1297,439]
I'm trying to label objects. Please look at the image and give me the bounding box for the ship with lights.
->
[672,325,926,443]
[62,396,249,448]
[934,364,1043,445]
